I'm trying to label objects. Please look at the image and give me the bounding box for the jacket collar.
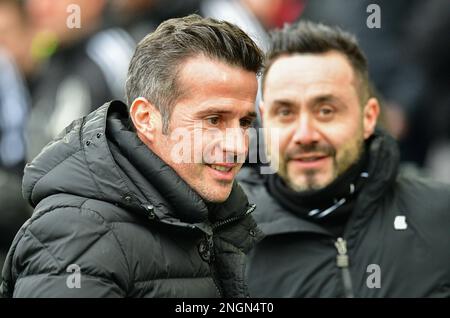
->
[248,183,332,236]
[344,130,399,245]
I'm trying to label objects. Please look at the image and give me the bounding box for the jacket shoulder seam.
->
[13,197,92,282]
[15,227,64,282]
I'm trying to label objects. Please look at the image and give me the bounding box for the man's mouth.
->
[293,154,329,162]
[289,154,330,169]
[205,163,238,181]
[208,164,233,172]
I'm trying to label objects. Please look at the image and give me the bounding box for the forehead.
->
[177,54,258,106]
[264,51,358,102]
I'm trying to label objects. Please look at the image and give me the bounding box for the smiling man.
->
[1,15,264,298]
[130,54,258,203]
[239,21,450,297]
[263,50,375,192]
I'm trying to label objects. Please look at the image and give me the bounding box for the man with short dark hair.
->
[239,21,450,297]
[1,14,264,298]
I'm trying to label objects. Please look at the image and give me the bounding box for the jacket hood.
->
[22,100,209,224]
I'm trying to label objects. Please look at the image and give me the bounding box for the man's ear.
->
[129,97,159,143]
[363,97,380,139]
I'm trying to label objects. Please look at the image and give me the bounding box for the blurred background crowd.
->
[0,0,449,280]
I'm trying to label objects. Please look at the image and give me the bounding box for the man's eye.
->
[240,118,254,129]
[277,108,292,117]
[318,106,335,118]
[206,116,220,126]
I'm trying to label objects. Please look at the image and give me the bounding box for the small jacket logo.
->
[394,215,407,230]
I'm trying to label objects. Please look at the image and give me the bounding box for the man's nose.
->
[292,115,320,145]
[221,128,247,162]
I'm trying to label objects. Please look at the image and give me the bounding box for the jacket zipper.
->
[206,204,257,297]
[334,237,354,298]
[202,233,223,297]
[211,204,256,231]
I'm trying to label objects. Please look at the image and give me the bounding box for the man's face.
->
[262,51,378,191]
[133,55,258,202]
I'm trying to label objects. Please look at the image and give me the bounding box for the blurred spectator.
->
[0,0,35,77]
[201,0,270,52]
[25,0,135,160]
[0,0,34,284]
[0,52,28,173]
[201,0,305,52]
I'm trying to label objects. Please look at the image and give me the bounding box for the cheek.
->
[333,128,364,167]
[322,118,362,150]
[278,131,292,153]
[266,125,291,155]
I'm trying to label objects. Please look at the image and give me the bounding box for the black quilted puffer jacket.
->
[239,132,450,297]
[1,100,264,298]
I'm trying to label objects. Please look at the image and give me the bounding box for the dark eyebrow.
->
[272,99,295,107]
[196,107,257,119]
[311,94,344,107]
[244,111,257,119]
[271,95,339,107]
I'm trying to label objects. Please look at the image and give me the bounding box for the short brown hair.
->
[263,21,370,103]
[126,14,264,133]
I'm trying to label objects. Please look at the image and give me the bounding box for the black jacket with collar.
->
[238,132,450,297]
[1,100,263,298]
